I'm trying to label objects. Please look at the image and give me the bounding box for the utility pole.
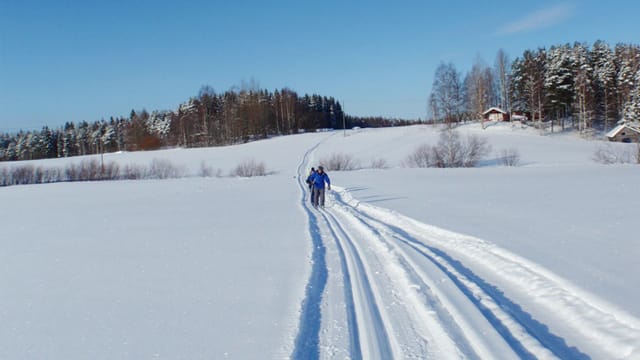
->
[342,101,346,137]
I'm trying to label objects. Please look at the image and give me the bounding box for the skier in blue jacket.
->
[311,165,331,208]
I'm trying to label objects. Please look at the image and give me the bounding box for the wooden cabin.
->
[606,123,640,143]
[482,107,509,121]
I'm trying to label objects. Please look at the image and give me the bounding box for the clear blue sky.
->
[1,0,638,131]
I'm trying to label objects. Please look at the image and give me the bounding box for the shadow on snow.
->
[386,222,591,360]
[291,193,328,360]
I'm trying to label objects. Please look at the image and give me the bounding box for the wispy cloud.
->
[498,3,575,35]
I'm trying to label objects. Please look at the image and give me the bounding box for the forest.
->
[0,87,415,162]
[4,40,639,163]
[429,40,640,132]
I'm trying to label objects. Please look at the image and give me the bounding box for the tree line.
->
[0,87,416,162]
[429,41,640,132]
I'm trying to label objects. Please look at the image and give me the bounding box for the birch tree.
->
[465,56,496,128]
[430,62,463,126]
[494,49,511,111]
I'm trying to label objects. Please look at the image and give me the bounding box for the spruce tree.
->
[544,44,574,130]
[592,40,617,130]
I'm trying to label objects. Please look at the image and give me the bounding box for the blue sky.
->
[1,0,638,131]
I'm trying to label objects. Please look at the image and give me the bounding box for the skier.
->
[311,165,331,208]
[305,167,316,204]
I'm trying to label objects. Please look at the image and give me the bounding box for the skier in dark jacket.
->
[305,167,316,204]
[311,165,331,208]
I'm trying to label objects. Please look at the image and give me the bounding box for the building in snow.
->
[510,112,528,122]
[605,123,640,143]
[482,107,509,122]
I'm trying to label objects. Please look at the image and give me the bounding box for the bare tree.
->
[465,56,496,128]
[428,92,439,123]
[232,158,267,177]
[430,129,490,168]
[403,144,431,168]
[197,85,217,146]
[430,62,463,126]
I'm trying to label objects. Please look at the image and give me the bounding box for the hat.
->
[318,165,324,171]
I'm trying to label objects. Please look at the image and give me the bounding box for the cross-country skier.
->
[311,165,331,208]
[305,167,316,204]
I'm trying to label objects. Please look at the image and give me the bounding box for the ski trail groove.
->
[329,186,640,359]
[291,139,329,360]
[333,200,554,359]
[324,197,499,359]
[330,188,589,359]
[321,211,363,360]
[320,208,392,359]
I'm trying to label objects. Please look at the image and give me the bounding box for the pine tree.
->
[40,126,57,158]
[573,42,595,132]
[592,40,617,130]
[615,44,640,118]
[509,57,527,112]
[512,49,546,128]
[62,122,75,157]
[544,44,574,131]
[623,69,640,123]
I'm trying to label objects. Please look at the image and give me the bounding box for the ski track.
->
[292,140,640,359]
[322,210,363,360]
[329,192,558,359]
[322,208,393,359]
[291,140,329,360]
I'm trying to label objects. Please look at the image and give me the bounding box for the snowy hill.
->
[1,123,639,359]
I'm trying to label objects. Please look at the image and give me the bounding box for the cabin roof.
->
[606,123,640,138]
[482,107,507,115]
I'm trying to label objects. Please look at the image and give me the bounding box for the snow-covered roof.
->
[606,123,640,138]
[606,124,625,138]
[482,107,507,115]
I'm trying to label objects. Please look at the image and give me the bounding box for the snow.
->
[1,123,639,359]
[1,178,309,359]
[482,107,507,115]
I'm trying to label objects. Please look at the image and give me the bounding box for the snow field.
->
[1,176,309,359]
[2,123,639,359]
